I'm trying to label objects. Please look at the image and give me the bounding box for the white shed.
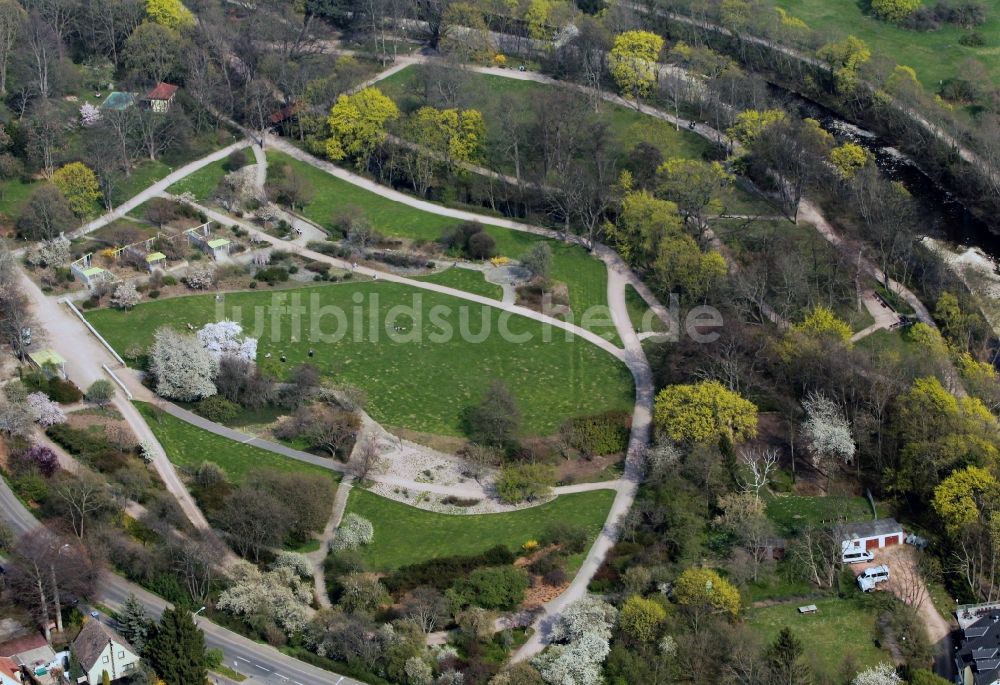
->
[840,518,905,554]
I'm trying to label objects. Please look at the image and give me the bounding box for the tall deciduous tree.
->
[51,162,100,217]
[18,184,73,240]
[466,380,521,447]
[0,0,25,95]
[148,326,217,401]
[325,87,399,169]
[609,30,664,103]
[653,380,758,444]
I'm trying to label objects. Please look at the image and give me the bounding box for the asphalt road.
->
[0,477,364,685]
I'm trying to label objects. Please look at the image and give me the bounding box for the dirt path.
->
[307,477,353,609]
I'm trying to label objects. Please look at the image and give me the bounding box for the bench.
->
[798,605,818,614]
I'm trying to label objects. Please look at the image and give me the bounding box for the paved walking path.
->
[851,290,901,342]
[308,477,353,609]
[70,140,251,238]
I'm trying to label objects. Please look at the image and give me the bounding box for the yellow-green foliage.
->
[619,595,668,643]
[829,143,870,179]
[793,305,853,343]
[727,109,786,146]
[146,0,193,29]
[408,106,486,167]
[673,567,741,616]
[775,7,809,30]
[654,380,758,444]
[871,0,922,22]
[325,88,400,166]
[656,158,733,222]
[51,162,100,217]
[609,30,665,100]
[933,466,999,534]
[816,36,871,94]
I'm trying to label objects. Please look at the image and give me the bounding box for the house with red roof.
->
[0,657,21,684]
[145,82,179,113]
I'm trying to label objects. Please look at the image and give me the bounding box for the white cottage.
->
[840,518,905,555]
[72,620,140,684]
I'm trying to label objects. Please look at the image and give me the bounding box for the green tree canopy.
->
[609,30,664,101]
[51,162,100,217]
[932,466,1000,535]
[146,0,194,29]
[144,606,207,685]
[654,380,758,444]
[325,87,399,168]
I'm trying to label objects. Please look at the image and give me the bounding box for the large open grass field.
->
[376,65,717,171]
[90,281,634,437]
[747,597,891,680]
[136,401,339,484]
[268,152,612,334]
[776,0,999,90]
[344,487,615,570]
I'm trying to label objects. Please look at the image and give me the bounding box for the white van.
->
[858,565,890,592]
[842,549,875,565]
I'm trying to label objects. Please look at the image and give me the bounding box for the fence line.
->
[102,364,133,401]
[62,299,126,366]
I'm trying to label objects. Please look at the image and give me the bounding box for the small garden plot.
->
[90,281,634,437]
[747,597,892,680]
[342,487,615,570]
[136,402,339,484]
[267,152,612,332]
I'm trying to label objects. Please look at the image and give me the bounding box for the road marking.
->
[275,675,289,681]
[241,436,256,443]
[254,664,270,672]
[335,678,343,684]
[236,657,251,663]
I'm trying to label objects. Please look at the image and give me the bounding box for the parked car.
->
[842,549,875,564]
[858,565,890,592]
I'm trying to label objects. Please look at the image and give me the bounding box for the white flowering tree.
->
[331,514,374,552]
[534,596,617,685]
[852,663,902,685]
[148,327,217,401]
[27,392,66,427]
[185,267,215,290]
[197,320,258,362]
[79,103,101,127]
[216,560,313,635]
[802,391,856,468]
[110,282,141,311]
[404,658,433,685]
[272,551,312,577]
[27,236,72,268]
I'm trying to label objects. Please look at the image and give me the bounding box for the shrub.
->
[871,0,921,22]
[959,31,984,46]
[561,410,631,457]
[467,231,497,260]
[85,380,115,406]
[148,290,161,299]
[496,463,555,504]
[225,148,249,172]
[441,222,497,260]
[11,470,48,503]
[447,565,529,610]
[185,267,215,290]
[441,495,480,507]
[161,275,177,286]
[47,378,83,404]
[255,266,289,284]
[11,444,60,477]
[195,395,241,423]
[542,522,589,554]
[383,545,515,593]
[46,423,129,473]
[330,513,374,551]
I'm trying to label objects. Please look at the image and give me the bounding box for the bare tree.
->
[401,587,449,634]
[789,525,840,588]
[169,536,216,605]
[737,446,778,499]
[0,0,25,95]
[349,433,385,482]
[51,469,116,539]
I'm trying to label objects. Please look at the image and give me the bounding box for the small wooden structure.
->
[145,82,178,113]
[28,348,66,379]
[797,605,818,614]
[185,223,230,260]
[70,253,116,288]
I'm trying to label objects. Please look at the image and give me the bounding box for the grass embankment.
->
[415,266,504,300]
[91,282,634,437]
[344,487,615,570]
[135,402,339,484]
[266,152,613,337]
[167,158,231,202]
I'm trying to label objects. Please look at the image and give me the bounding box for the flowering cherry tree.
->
[79,103,101,127]
[26,392,66,427]
[534,597,618,685]
[197,320,258,362]
[149,327,217,401]
[331,514,374,551]
[802,391,856,468]
[110,282,141,310]
[216,560,313,635]
[852,663,902,685]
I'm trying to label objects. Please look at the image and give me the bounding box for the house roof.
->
[207,238,230,249]
[146,251,166,262]
[957,614,1000,685]
[73,620,135,673]
[28,349,65,367]
[146,82,179,100]
[81,266,107,278]
[100,91,136,111]
[840,518,903,541]
[0,634,47,659]
[0,656,18,681]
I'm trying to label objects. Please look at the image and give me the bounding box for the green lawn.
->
[167,158,230,202]
[344,487,615,570]
[113,160,171,206]
[377,65,716,170]
[765,494,879,536]
[268,152,612,335]
[414,266,503,300]
[135,402,339,484]
[777,0,1000,92]
[625,285,665,334]
[747,597,891,679]
[90,281,634,437]
[0,178,40,223]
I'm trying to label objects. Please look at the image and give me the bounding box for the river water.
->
[770,87,1000,258]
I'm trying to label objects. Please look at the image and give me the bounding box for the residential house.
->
[0,657,21,684]
[72,620,140,684]
[145,82,178,113]
[955,608,1000,685]
[0,634,56,680]
[839,518,905,555]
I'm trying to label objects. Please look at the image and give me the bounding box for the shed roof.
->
[73,620,135,673]
[146,251,166,262]
[841,518,903,541]
[82,266,106,277]
[0,634,48,659]
[146,82,179,100]
[207,238,230,249]
[0,656,18,680]
[28,349,65,367]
